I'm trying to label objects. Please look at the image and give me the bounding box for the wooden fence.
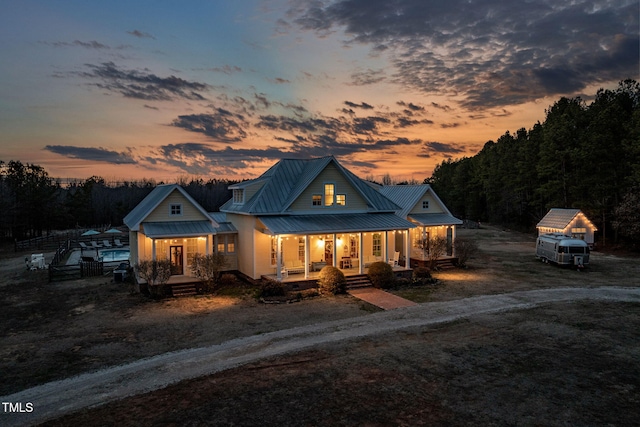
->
[48,261,103,282]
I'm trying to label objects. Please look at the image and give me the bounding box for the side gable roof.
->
[536,208,596,230]
[221,156,400,215]
[124,184,217,231]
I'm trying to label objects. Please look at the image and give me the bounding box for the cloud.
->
[127,30,155,39]
[198,65,242,75]
[44,145,136,164]
[418,141,466,158]
[349,68,386,86]
[344,101,374,109]
[43,40,117,49]
[288,0,639,109]
[171,109,248,142]
[77,62,210,101]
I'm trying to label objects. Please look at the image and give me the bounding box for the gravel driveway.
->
[3,286,639,426]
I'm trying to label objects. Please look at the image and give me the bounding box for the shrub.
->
[219,273,238,287]
[317,266,347,295]
[427,236,448,269]
[190,253,227,292]
[135,259,172,298]
[413,266,431,280]
[367,261,394,288]
[260,277,286,297]
[412,266,436,286]
[454,237,478,268]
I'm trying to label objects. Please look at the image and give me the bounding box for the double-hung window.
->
[324,184,335,206]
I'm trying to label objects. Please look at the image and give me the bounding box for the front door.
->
[170,245,183,275]
[324,238,333,264]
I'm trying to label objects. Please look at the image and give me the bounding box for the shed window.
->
[170,204,182,216]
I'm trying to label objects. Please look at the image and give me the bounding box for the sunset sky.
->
[1,0,638,183]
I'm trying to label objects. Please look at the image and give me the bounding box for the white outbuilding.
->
[536,208,597,248]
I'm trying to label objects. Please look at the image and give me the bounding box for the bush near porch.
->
[317,266,347,295]
[367,261,394,289]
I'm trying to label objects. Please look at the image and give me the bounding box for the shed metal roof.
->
[536,208,584,229]
[142,221,217,238]
[258,213,415,235]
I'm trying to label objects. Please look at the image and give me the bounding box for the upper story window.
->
[233,189,244,204]
[324,183,335,206]
[312,194,322,206]
[422,200,429,210]
[336,194,346,206]
[170,204,182,216]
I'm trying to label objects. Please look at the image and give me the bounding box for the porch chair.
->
[388,251,400,267]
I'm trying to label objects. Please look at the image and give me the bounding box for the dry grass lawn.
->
[1,225,639,425]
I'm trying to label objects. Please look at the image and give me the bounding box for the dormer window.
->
[422,200,429,210]
[170,204,182,216]
[233,189,244,204]
[336,194,346,206]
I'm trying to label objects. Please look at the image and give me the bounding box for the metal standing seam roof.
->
[123,184,218,231]
[536,208,582,229]
[378,184,456,219]
[408,213,463,226]
[141,221,218,238]
[258,213,416,235]
[220,156,401,215]
[209,212,238,234]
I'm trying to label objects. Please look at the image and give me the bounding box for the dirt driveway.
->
[1,226,639,426]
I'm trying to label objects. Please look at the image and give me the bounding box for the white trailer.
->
[536,233,590,269]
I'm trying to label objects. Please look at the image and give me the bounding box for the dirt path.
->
[3,286,639,426]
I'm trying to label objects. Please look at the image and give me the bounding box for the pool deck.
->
[66,247,130,265]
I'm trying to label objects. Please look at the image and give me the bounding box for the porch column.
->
[359,232,364,274]
[304,235,310,279]
[206,235,211,255]
[151,239,157,261]
[451,226,457,256]
[384,231,389,263]
[332,233,337,267]
[405,229,411,268]
[276,235,283,281]
[422,226,427,260]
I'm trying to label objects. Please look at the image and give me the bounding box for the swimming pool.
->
[100,249,130,262]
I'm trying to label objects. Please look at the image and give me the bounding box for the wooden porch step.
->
[171,283,197,297]
[346,274,372,289]
[435,258,458,270]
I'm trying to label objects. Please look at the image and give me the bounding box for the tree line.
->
[426,79,640,246]
[0,164,234,242]
[3,80,638,246]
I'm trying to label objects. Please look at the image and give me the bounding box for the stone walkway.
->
[2,286,639,426]
[348,287,418,310]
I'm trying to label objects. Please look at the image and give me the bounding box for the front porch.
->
[262,263,413,286]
